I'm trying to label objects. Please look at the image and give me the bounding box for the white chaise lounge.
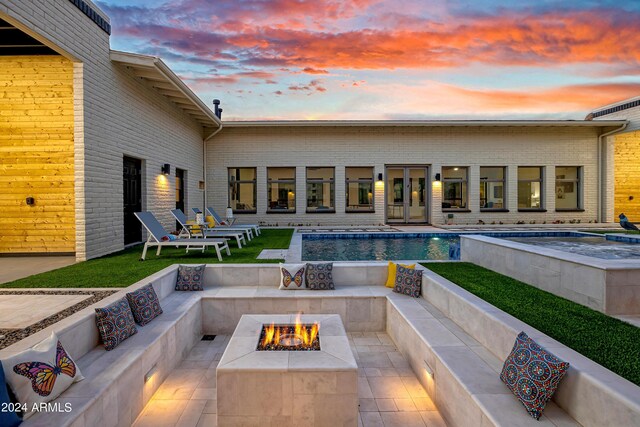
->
[170,209,247,248]
[134,211,230,261]
[193,207,261,236]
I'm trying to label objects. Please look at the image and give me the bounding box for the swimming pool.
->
[300,232,640,261]
[503,236,640,260]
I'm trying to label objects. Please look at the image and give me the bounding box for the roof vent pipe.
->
[213,99,223,119]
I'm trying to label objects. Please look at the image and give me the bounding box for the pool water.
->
[300,232,640,261]
[503,236,640,260]
[302,235,459,261]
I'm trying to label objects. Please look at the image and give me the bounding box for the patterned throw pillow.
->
[1,333,84,420]
[279,263,306,290]
[306,263,335,290]
[176,264,205,291]
[385,262,416,288]
[393,265,423,297]
[500,331,570,420]
[126,284,163,326]
[95,297,138,351]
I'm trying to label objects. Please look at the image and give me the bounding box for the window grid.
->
[228,167,257,213]
[346,167,375,213]
[518,167,544,210]
[480,167,506,211]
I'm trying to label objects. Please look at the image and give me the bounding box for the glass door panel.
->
[386,168,404,221]
[386,166,429,223]
[408,168,426,222]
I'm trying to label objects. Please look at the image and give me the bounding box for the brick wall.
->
[1,1,206,260]
[207,126,603,226]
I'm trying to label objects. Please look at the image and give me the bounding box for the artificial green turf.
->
[1,229,294,289]
[423,262,640,386]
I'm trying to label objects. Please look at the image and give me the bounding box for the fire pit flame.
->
[258,314,320,351]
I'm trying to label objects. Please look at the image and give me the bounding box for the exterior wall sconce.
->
[26,197,35,206]
[377,173,383,182]
[161,163,171,175]
[424,359,434,378]
[434,173,441,181]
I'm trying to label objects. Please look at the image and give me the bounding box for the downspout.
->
[597,123,628,222]
[203,124,224,210]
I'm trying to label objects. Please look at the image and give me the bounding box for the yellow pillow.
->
[385,261,416,288]
[185,220,201,232]
[205,215,216,228]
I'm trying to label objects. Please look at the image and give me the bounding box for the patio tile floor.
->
[134,333,447,426]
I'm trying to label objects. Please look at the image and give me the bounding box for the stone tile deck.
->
[0,294,91,329]
[134,332,448,427]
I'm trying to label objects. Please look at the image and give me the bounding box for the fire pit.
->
[257,316,320,351]
[217,314,358,426]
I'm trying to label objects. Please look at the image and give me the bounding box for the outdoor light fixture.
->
[424,359,434,378]
[435,173,441,181]
[377,173,383,182]
[161,163,171,175]
[144,364,158,383]
[26,197,35,206]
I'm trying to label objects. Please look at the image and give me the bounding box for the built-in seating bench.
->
[1,263,638,427]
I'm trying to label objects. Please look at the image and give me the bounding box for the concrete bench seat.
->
[1,262,639,427]
[387,293,580,426]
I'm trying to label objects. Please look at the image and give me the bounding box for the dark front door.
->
[175,168,185,230]
[123,157,142,245]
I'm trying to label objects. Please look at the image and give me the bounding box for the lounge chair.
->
[171,209,246,248]
[193,207,261,236]
[134,211,230,261]
[189,208,254,240]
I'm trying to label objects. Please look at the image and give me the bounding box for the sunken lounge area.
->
[1,263,639,427]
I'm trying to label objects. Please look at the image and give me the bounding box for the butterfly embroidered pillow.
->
[1,332,83,419]
[279,263,306,290]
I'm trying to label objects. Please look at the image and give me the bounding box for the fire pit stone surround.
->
[217,314,358,426]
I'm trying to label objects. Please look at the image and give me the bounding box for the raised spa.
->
[217,314,358,426]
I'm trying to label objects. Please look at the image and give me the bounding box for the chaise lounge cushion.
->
[279,263,306,289]
[0,363,21,427]
[305,263,335,290]
[176,265,205,291]
[1,333,83,420]
[385,262,415,288]
[95,298,138,351]
[126,284,163,326]
[500,331,570,420]
[393,265,422,297]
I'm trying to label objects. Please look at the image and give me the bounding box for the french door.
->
[385,166,429,223]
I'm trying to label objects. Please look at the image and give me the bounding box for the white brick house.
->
[0,1,635,260]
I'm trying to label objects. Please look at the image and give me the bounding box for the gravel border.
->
[0,290,119,350]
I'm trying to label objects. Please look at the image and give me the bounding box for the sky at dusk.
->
[97,0,640,121]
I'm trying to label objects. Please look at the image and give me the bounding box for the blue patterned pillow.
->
[95,298,137,351]
[393,265,422,298]
[500,332,570,419]
[305,263,334,290]
[126,284,163,326]
[176,264,205,291]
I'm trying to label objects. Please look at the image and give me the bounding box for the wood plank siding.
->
[614,130,640,222]
[0,56,75,254]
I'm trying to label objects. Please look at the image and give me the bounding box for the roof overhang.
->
[223,119,628,128]
[110,50,221,130]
